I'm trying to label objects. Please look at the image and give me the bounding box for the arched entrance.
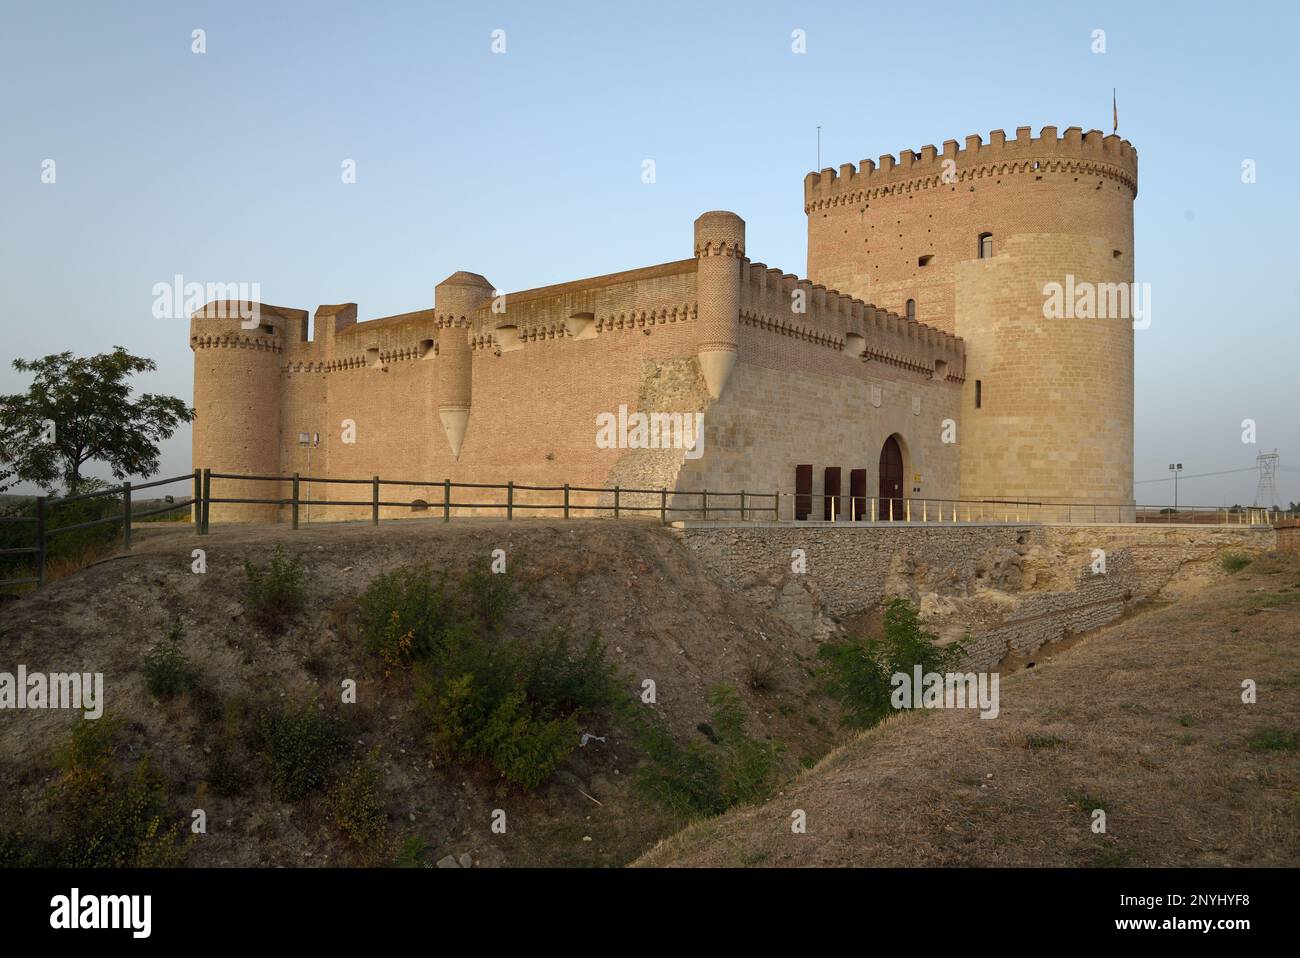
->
[878,434,904,520]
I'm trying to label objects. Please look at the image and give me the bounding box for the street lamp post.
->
[299,432,319,522]
[1169,463,1183,513]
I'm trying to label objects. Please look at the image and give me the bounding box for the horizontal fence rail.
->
[195,470,780,533]
[0,472,195,591]
[4,466,1295,594]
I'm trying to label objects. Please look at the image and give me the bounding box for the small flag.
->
[1113,88,1118,133]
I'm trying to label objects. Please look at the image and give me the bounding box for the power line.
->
[1134,467,1256,485]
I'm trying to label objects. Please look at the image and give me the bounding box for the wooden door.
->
[878,436,904,520]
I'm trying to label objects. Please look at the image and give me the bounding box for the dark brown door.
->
[795,464,812,521]
[823,467,842,521]
[849,468,867,520]
[878,436,904,520]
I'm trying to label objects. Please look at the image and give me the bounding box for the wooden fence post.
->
[563,483,570,519]
[123,481,132,550]
[702,489,709,521]
[192,469,201,527]
[614,485,620,519]
[443,479,451,523]
[660,488,667,524]
[740,490,746,521]
[372,476,380,525]
[507,481,514,520]
[201,469,211,534]
[291,473,300,530]
[35,496,46,588]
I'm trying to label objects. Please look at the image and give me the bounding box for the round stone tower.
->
[693,211,745,399]
[189,303,288,522]
[804,125,1138,506]
[434,271,494,459]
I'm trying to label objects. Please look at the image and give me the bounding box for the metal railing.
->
[0,472,195,590]
[778,492,1288,527]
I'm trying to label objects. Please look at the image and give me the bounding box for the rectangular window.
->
[975,379,982,408]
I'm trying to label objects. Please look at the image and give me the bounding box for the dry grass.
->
[637,551,1300,868]
[0,518,840,868]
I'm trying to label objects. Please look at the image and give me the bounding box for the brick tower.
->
[190,303,299,522]
[804,125,1138,506]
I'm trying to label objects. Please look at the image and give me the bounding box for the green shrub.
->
[463,556,515,631]
[243,546,305,633]
[1066,790,1110,817]
[816,639,897,730]
[633,722,726,818]
[634,683,785,820]
[415,634,602,790]
[332,752,388,859]
[357,564,456,665]
[1222,553,1253,574]
[254,703,346,801]
[43,716,186,867]
[357,560,515,667]
[358,562,618,791]
[467,690,580,790]
[58,712,121,774]
[395,836,428,868]
[207,701,254,797]
[0,827,37,867]
[1246,727,1298,752]
[817,597,966,730]
[208,736,253,797]
[142,622,190,699]
[523,629,622,715]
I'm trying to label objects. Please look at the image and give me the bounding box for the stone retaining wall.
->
[675,522,1276,670]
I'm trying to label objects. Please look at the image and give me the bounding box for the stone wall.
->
[675,522,1276,670]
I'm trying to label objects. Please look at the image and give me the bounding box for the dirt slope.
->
[0,518,839,867]
[636,552,1300,867]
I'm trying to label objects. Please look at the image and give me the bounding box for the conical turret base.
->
[439,407,470,459]
[698,349,737,400]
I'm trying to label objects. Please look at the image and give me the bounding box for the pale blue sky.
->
[2,0,1297,505]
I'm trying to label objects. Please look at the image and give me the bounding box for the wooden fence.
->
[3,467,1294,592]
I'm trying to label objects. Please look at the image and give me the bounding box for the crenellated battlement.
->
[804,124,1138,212]
[188,301,307,352]
[190,250,963,381]
[738,259,965,379]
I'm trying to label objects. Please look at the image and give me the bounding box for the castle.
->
[190,123,1138,523]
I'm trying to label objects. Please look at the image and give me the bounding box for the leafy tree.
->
[0,347,193,494]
